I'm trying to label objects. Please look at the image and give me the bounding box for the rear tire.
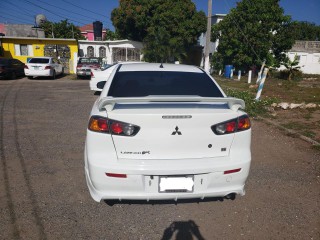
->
[27,76,33,79]
[11,72,16,80]
[52,70,56,80]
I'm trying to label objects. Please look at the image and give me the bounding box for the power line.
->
[20,0,88,25]
[0,16,31,25]
[59,0,113,28]
[61,0,109,19]
[0,10,34,24]
[1,1,36,18]
[2,1,40,16]
[35,0,100,22]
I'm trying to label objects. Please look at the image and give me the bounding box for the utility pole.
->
[204,0,212,72]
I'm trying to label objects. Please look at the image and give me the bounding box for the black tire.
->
[11,72,16,80]
[27,76,33,79]
[52,70,56,80]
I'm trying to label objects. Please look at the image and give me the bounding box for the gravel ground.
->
[0,77,319,240]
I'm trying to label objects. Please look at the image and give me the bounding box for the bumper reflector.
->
[106,173,127,178]
[224,168,241,175]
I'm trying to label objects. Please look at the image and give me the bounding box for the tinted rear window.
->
[78,58,100,64]
[108,71,223,97]
[29,58,49,64]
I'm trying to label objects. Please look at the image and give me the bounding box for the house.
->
[285,41,320,75]
[0,36,78,74]
[79,22,107,41]
[78,39,143,64]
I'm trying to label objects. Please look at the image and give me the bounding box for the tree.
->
[41,20,85,40]
[111,0,206,62]
[103,29,120,40]
[282,54,301,81]
[211,0,295,71]
[290,21,320,41]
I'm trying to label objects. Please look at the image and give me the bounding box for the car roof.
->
[118,63,204,73]
[29,57,53,59]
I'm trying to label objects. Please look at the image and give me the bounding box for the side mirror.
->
[96,81,106,90]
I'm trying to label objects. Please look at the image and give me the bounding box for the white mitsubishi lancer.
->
[84,63,251,203]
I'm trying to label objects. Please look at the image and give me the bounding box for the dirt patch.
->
[266,108,320,143]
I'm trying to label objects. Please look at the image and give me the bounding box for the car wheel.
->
[27,76,33,79]
[11,72,16,80]
[52,70,56,80]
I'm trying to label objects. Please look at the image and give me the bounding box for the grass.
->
[214,74,320,104]
[214,74,320,148]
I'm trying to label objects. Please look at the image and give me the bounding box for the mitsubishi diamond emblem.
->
[172,126,182,135]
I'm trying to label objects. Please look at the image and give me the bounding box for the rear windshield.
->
[78,58,100,64]
[108,71,223,97]
[29,58,49,64]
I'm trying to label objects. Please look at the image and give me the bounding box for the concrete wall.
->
[1,24,45,38]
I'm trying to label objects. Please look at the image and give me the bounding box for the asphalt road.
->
[0,77,319,240]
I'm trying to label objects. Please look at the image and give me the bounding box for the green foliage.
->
[104,29,120,40]
[111,0,206,62]
[289,21,320,41]
[41,20,85,40]
[282,54,302,81]
[225,88,278,116]
[212,0,295,71]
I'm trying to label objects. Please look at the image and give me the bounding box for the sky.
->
[0,0,319,30]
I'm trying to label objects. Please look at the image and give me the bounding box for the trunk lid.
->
[107,103,238,160]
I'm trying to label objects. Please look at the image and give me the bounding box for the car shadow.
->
[161,220,205,240]
[27,73,67,80]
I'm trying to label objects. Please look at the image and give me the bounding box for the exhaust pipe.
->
[224,193,236,200]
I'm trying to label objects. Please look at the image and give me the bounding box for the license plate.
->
[33,66,39,70]
[159,176,194,193]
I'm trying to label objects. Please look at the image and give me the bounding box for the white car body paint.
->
[85,63,251,202]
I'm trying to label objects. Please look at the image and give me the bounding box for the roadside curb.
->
[255,116,320,146]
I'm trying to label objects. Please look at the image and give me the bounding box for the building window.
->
[87,46,94,57]
[14,44,33,56]
[20,44,28,56]
[99,47,106,58]
[127,48,140,61]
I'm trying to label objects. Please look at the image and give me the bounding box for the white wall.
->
[281,51,320,75]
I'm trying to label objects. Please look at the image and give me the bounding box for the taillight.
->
[24,65,28,69]
[77,64,82,69]
[88,116,140,136]
[45,66,52,70]
[212,115,251,135]
[91,71,94,78]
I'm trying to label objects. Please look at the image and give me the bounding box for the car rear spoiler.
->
[98,96,245,112]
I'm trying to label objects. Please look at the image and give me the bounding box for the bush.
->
[225,88,278,117]
[274,69,303,81]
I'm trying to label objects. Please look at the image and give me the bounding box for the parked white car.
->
[85,63,251,203]
[90,64,116,91]
[24,57,63,79]
[90,62,143,92]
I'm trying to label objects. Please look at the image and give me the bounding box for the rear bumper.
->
[84,148,251,202]
[25,69,52,77]
[77,69,91,76]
